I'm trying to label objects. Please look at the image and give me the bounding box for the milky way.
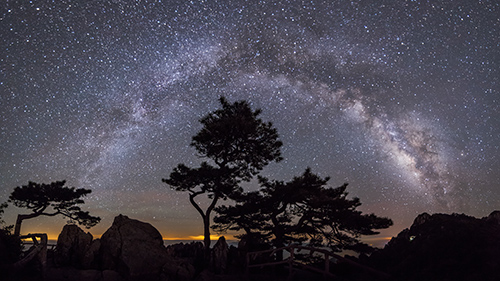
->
[1,0,498,238]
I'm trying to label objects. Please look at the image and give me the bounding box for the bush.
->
[0,226,22,265]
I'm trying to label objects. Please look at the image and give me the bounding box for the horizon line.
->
[34,234,236,241]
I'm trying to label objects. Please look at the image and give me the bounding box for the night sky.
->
[1,0,498,242]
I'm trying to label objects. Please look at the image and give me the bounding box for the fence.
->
[10,233,49,277]
[246,244,390,280]
[246,244,338,279]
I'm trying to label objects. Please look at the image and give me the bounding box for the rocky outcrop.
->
[210,237,228,274]
[412,212,431,226]
[366,211,500,281]
[486,210,500,224]
[55,224,93,268]
[52,215,198,281]
[166,241,204,271]
[99,215,171,280]
[166,241,204,259]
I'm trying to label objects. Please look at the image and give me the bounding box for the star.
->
[0,0,498,240]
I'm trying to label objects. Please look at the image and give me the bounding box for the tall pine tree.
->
[163,97,282,258]
[214,168,393,259]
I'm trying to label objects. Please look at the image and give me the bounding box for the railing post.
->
[39,234,48,279]
[12,233,48,278]
[325,253,330,277]
[245,253,250,275]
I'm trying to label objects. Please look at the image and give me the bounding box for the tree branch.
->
[40,211,62,217]
[206,193,220,217]
[189,192,206,221]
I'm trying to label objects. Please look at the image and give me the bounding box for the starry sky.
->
[1,0,498,242]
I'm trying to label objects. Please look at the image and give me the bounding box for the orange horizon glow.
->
[163,234,235,241]
[41,234,389,244]
[366,236,393,241]
[41,234,235,241]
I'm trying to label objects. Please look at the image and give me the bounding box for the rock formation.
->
[51,215,197,281]
[99,214,172,280]
[365,211,500,281]
[166,241,204,271]
[210,236,228,274]
[55,224,93,268]
[82,239,101,269]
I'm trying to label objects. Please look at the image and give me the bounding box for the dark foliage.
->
[9,180,100,235]
[163,97,283,254]
[212,191,269,239]
[213,168,393,255]
[191,97,282,180]
[0,203,22,266]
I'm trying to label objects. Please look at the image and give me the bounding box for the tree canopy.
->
[9,180,100,236]
[213,168,393,256]
[163,97,283,255]
[191,97,282,180]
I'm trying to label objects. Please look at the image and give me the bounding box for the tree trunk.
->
[203,194,219,262]
[188,192,219,266]
[14,215,23,236]
[14,213,40,236]
[270,209,286,261]
[203,215,211,262]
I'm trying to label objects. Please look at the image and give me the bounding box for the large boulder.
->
[366,212,500,281]
[51,215,199,281]
[55,224,93,268]
[99,215,171,280]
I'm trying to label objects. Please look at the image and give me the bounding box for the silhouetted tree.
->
[212,191,270,249]
[214,168,393,259]
[163,97,282,257]
[0,202,9,227]
[9,180,101,236]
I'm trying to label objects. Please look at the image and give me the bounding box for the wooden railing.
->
[10,233,48,276]
[246,244,390,280]
[246,244,338,279]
